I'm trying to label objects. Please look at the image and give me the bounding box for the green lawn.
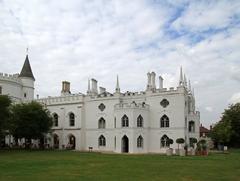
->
[0,150,240,181]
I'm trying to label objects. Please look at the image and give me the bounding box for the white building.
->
[1,54,200,153]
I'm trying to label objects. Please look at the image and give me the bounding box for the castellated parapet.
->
[114,102,150,110]
[0,73,22,84]
[37,93,84,106]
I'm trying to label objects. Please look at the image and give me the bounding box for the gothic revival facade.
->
[0,54,200,153]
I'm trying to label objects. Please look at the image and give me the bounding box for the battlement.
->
[0,72,22,84]
[36,93,84,105]
[114,102,150,110]
[88,86,184,101]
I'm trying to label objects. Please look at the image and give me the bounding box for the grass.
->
[0,149,240,181]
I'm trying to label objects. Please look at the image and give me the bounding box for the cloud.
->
[0,0,240,128]
[229,92,240,104]
[171,1,240,33]
[205,107,213,112]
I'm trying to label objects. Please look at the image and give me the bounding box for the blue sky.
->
[0,0,240,127]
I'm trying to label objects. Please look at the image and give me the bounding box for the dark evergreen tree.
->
[10,101,52,148]
[0,95,11,140]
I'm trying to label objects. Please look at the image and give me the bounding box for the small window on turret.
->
[24,93,27,98]
[0,86,2,94]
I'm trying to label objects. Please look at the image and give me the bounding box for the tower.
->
[18,54,35,101]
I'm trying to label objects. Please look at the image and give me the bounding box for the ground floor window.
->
[160,135,169,148]
[137,135,143,148]
[98,135,106,146]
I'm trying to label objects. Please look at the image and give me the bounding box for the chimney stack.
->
[91,78,98,94]
[99,87,106,94]
[61,81,71,95]
[146,72,151,90]
[159,76,163,89]
[151,72,156,90]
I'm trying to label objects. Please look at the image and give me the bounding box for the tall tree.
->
[210,103,240,147]
[210,120,232,145]
[0,95,11,138]
[10,101,53,145]
[222,103,240,147]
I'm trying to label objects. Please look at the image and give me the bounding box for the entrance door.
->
[122,135,129,153]
[53,134,59,149]
[69,135,76,149]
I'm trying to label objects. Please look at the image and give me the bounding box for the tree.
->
[167,139,173,148]
[210,120,232,146]
[0,95,11,138]
[222,103,240,147]
[210,103,240,147]
[10,101,52,147]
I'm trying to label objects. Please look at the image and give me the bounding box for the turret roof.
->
[19,55,35,80]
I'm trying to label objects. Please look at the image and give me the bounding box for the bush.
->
[176,138,185,149]
[176,138,185,144]
[196,139,208,155]
[167,139,174,145]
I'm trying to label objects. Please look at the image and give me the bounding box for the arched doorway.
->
[53,134,59,149]
[68,134,76,149]
[122,135,129,153]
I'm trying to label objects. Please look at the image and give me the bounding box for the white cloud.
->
[0,0,240,127]
[205,106,213,112]
[229,92,240,104]
[172,1,240,32]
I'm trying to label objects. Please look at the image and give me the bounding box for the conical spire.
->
[19,53,35,80]
[115,75,120,93]
[179,66,183,86]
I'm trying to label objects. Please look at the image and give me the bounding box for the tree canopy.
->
[10,101,53,141]
[210,103,240,147]
[0,95,11,137]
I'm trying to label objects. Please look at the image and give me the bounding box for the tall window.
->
[69,113,75,126]
[121,115,129,127]
[160,135,169,148]
[160,115,169,128]
[137,115,143,127]
[0,86,2,94]
[114,117,116,128]
[189,121,195,132]
[98,117,106,129]
[98,135,106,146]
[137,135,143,148]
[53,113,58,127]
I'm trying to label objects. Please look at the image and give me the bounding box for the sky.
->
[0,0,240,127]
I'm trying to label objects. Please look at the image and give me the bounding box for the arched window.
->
[137,115,143,128]
[98,117,106,129]
[69,113,75,126]
[161,135,169,148]
[189,121,195,132]
[0,86,2,94]
[137,135,143,148]
[98,135,106,146]
[160,115,169,128]
[53,113,58,127]
[121,115,129,127]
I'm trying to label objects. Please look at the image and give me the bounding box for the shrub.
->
[176,138,185,149]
